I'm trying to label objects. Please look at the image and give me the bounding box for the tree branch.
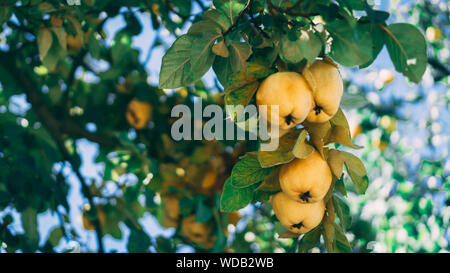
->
[428,57,450,81]
[194,0,206,11]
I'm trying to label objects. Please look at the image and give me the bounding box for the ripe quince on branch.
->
[125,98,153,130]
[304,60,344,123]
[279,150,332,203]
[272,192,325,234]
[161,195,180,228]
[256,72,313,130]
[181,215,215,249]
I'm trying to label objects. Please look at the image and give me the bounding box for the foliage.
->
[0,0,447,253]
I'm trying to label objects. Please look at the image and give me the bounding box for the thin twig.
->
[194,0,206,10]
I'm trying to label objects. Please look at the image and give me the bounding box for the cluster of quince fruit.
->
[256,59,344,234]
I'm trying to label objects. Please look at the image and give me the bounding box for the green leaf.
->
[224,81,259,133]
[212,41,252,87]
[329,126,362,149]
[383,23,427,83]
[159,35,194,89]
[37,28,53,61]
[280,29,322,64]
[231,153,274,188]
[252,189,272,203]
[341,151,368,194]
[104,221,123,240]
[327,149,344,178]
[172,0,192,17]
[257,167,281,192]
[225,81,259,108]
[225,66,258,92]
[365,7,390,23]
[334,175,347,196]
[213,0,247,25]
[41,41,66,72]
[247,58,276,78]
[155,236,176,253]
[343,0,366,10]
[188,20,222,35]
[195,196,214,223]
[0,6,12,25]
[212,208,227,252]
[327,20,373,67]
[228,41,252,72]
[220,178,261,212]
[297,227,322,253]
[51,27,67,50]
[202,9,232,30]
[190,31,220,75]
[340,92,369,109]
[322,201,336,252]
[127,229,151,253]
[123,12,142,36]
[21,207,39,252]
[303,121,331,157]
[278,231,299,239]
[38,2,56,13]
[213,55,233,88]
[359,23,385,68]
[65,15,84,39]
[327,109,363,149]
[280,33,303,64]
[334,223,352,253]
[47,227,64,247]
[332,195,352,229]
[257,130,299,168]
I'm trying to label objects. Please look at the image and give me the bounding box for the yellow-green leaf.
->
[322,200,336,252]
[212,40,230,58]
[341,151,369,194]
[292,129,315,159]
[327,149,345,177]
[257,129,301,168]
[37,28,53,61]
[297,227,322,253]
[279,231,299,239]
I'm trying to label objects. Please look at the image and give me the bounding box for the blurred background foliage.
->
[0,0,448,253]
